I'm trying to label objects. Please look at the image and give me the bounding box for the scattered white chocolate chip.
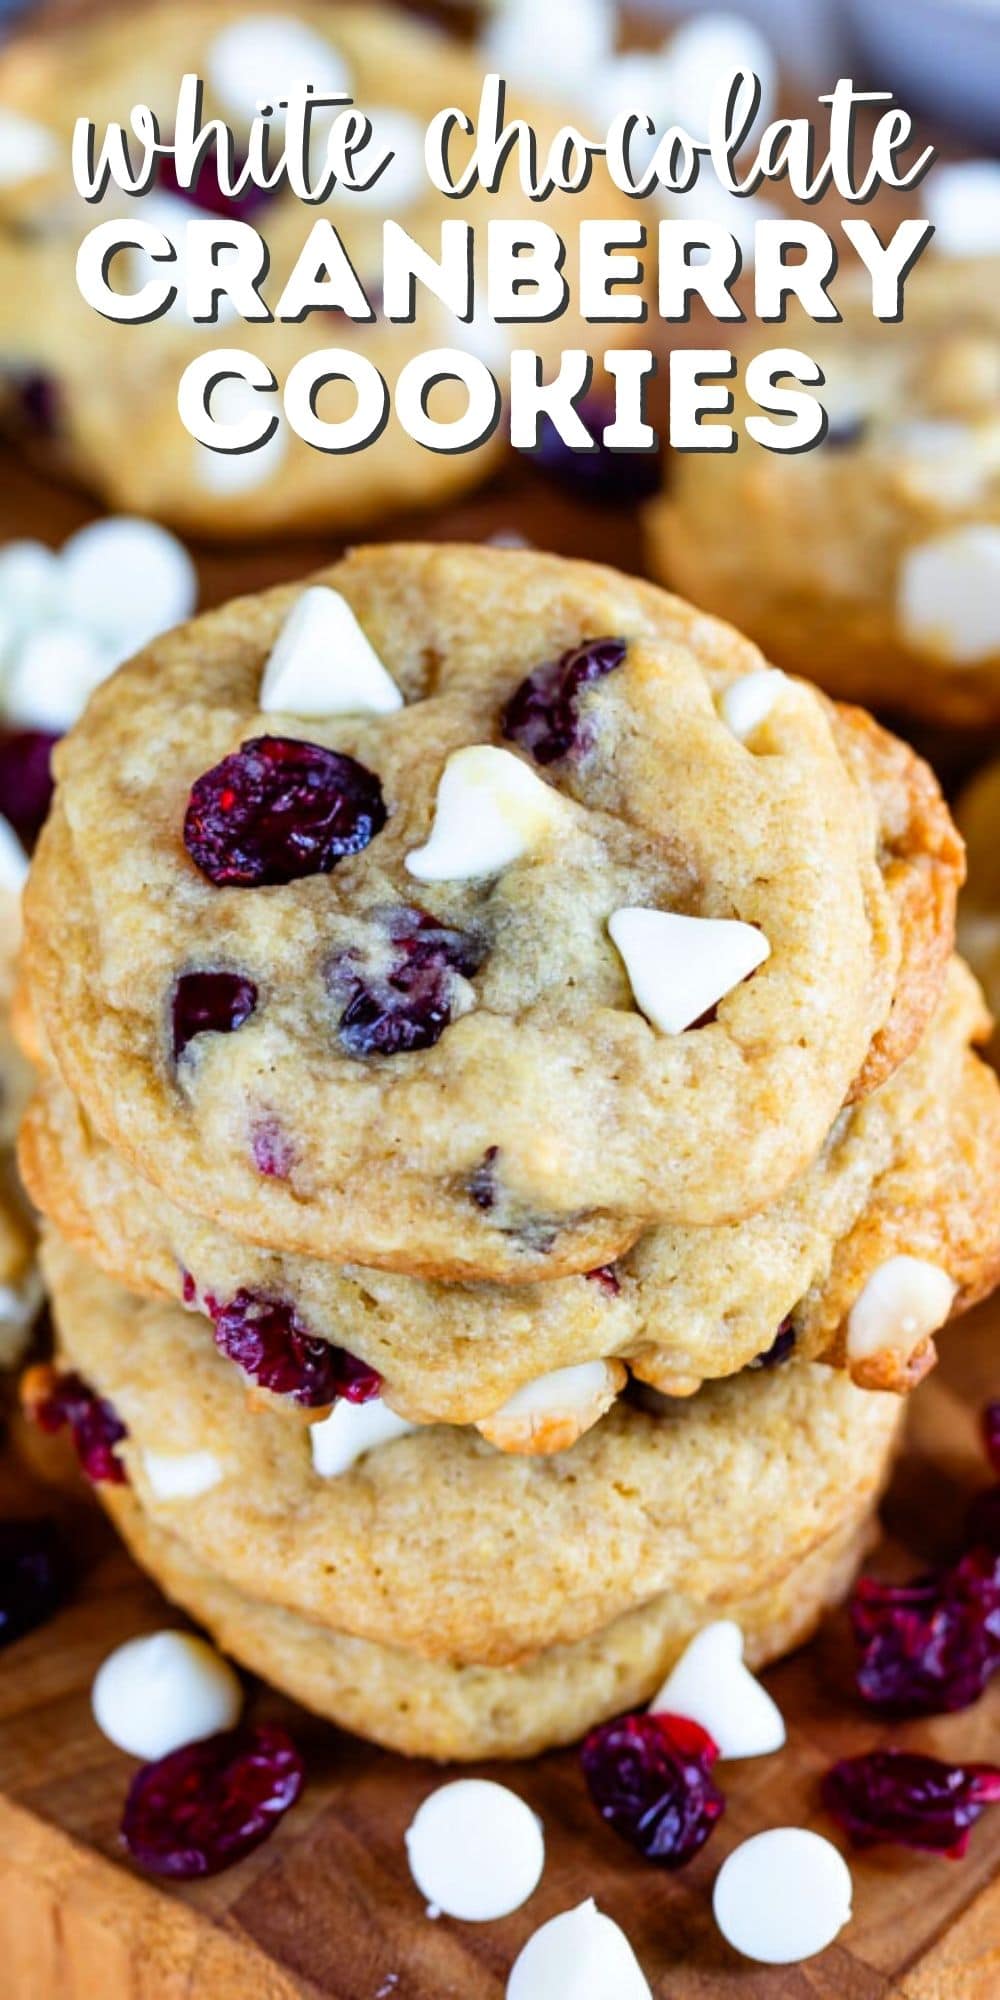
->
[663,12,776,136]
[0,814,28,895]
[206,16,350,120]
[926,160,1000,260]
[713,1828,852,1964]
[4,623,116,733]
[649,1620,785,1759]
[260,586,403,718]
[332,108,426,212]
[507,1899,652,2000]
[609,907,770,1035]
[406,746,565,882]
[310,1397,416,1478]
[476,1360,626,1455]
[898,526,1000,664]
[0,540,61,638]
[0,109,59,187]
[482,0,615,100]
[405,1779,545,1922]
[846,1255,956,1366]
[719,669,787,742]
[141,1448,225,1501]
[91,1630,242,1760]
[60,517,197,664]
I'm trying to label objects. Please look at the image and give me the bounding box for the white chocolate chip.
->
[609,907,770,1035]
[0,109,59,187]
[406,747,565,882]
[507,1900,652,2000]
[91,1630,242,1760]
[405,1780,544,1922]
[713,1828,852,1964]
[476,1360,626,1455]
[141,1448,225,1501]
[310,1398,416,1478]
[4,623,116,732]
[719,669,787,742]
[60,517,197,664]
[0,814,28,895]
[0,540,61,639]
[482,0,615,100]
[331,108,426,212]
[649,1620,785,1759]
[926,160,1000,259]
[260,586,403,719]
[898,526,1000,664]
[206,16,350,120]
[847,1255,956,1366]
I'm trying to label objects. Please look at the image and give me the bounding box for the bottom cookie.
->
[102,1488,880,1762]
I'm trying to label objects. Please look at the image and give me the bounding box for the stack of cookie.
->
[17,546,1000,1760]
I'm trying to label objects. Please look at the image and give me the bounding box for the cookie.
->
[40,1231,903,1669]
[20,959,1000,1416]
[24,546,918,1281]
[646,257,1000,726]
[0,889,39,1363]
[0,2,633,537]
[105,1488,879,1761]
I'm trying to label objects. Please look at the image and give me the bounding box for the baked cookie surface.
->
[0,2,631,536]
[0,892,38,1362]
[646,258,1000,725]
[41,1231,902,1670]
[24,547,924,1279]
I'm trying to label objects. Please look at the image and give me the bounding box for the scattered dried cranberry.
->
[122,1722,304,1880]
[502,638,627,765]
[28,1368,128,1484]
[327,905,485,1057]
[0,1519,71,1649]
[0,728,59,846]
[468,1146,500,1212]
[172,970,258,1062]
[750,1320,797,1370]
[158,148,273,222]
[208,1291,381,1409]
[983,1402,1000,1477]
[822,1749,1000,1857]
[581,1711,724,1867]
[184,736,386,887]
[531,401,662,504]
[586,1265,621,1297]
[851,1546,1000,1715]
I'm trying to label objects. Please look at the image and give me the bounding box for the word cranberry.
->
[208,1291,381,1408]
[0,728,59,846]
[502,638,627,765]
[328,905,485,1057]
[822,1748,1000,1857]
[0,1518,71,1648]
[122,1722,304,1879]
[581,1711,724,1867]
[851,1546,1000,1715]
[184,736,386,887]
[27,1368,128,1485]
[172,970,258,1061]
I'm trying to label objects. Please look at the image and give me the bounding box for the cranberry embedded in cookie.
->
[172,971,258,1062]
[326,905,485,1058]
[183,736,386,887]
[501,637,627,764]
[206,1289,382,1409]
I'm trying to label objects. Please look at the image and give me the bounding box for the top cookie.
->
[0,1,631,536]
[646,256,1000,727]
[25,546,908,1280]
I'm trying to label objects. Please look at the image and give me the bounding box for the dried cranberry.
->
[0,728,59,846]
[250,1116,296,1181]
[822,1749,1000,1857]
[749,1320,796,1370]
[0,1519,71,1648]
[983,1401,1000,1477]
[967,1486,1000,1552]
[851,1547,1000,1715]
[158,148,273,223]
[29,1369,128,1484]
[184,736,386,888]
[122,1722,304,1880]
[327,905,485,1058]
[467,1146,500,1212]
[208,1291,381,1408]
[586,1265,621,1297]
[581,1711,724,1867]
[172,970,258,1061]
[502,638,627,766]
[531,401,662,504]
